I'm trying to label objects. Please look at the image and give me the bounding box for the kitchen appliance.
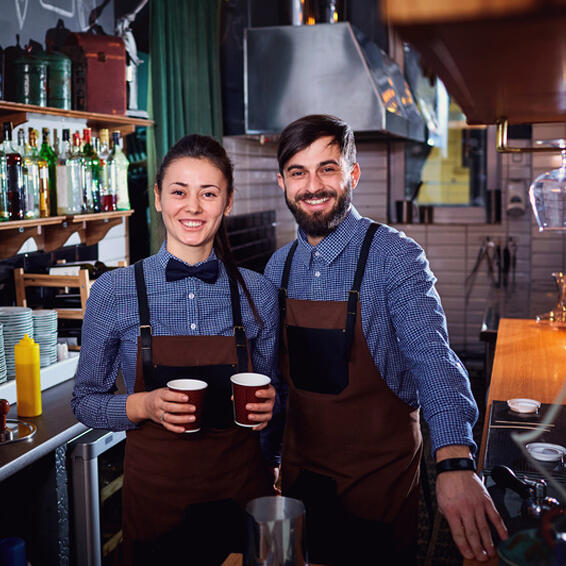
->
[245,22,425,141]
[245,496,307,566]
[69,428,126,566]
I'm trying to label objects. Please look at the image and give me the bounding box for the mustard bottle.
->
[14,334,42,417]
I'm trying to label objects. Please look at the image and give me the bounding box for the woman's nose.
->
[184,193,201,213]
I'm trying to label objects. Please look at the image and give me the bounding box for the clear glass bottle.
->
[0,122,9,221]
[109,131,130,210]
[22,128,39,219]
[73,131,91,213]
[5,123,24,220]
[56,129,82,215]
[98,129,114,211]
[82,128,101,212]
[39,127,57,215]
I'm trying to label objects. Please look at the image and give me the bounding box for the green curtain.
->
[147,0,223,253]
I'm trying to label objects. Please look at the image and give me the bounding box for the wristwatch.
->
[435,457,476,475]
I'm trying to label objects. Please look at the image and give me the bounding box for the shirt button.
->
[190,323,196,330]
[314,251,320,257]
[188,293,195,299]
[314,271,321,278]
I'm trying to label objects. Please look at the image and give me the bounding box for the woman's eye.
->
[202,191,218,198]
[172,189,184,196]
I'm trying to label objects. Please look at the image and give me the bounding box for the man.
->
[264,114,507,565]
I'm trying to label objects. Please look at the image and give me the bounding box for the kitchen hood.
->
[244,22,426,142]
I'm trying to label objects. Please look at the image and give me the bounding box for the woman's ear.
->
[154,184,162,212]
[224,192,234,216]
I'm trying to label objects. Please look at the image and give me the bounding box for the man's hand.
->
[435,447,508,562]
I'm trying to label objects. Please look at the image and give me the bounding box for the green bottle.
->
[81,128,100,212]
[39,128,57,215]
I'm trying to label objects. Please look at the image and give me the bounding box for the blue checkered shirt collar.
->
[295,206,362,268]
[156,242,218,271]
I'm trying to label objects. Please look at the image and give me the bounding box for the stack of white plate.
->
[0,323,7,384]
[32,310,58,368]
[0,307,33,379]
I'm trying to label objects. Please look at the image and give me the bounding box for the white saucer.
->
[526,442,566,462]
[507,398,541,414]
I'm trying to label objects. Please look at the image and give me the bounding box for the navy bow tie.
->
[165,258,219,284]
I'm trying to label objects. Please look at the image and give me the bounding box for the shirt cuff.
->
[428,410,477,458]
[106,394,139,431]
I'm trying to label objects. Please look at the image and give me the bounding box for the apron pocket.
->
[286,325,349,394]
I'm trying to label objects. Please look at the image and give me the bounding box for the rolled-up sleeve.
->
[72,272,136,431]
[385,241,478,456]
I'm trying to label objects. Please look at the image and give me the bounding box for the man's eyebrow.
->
[286,164,305,172]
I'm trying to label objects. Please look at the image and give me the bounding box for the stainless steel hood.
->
[244,22,426,141]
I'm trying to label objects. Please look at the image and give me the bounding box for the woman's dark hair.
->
[277,114,356,174]
[156,134,261,324]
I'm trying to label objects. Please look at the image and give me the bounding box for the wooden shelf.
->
[0,100,153,136]
[0,210,134,259]
[101,474,124,504]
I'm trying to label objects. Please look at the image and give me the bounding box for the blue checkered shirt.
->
[264,206,478,456]
[72,244,281,460]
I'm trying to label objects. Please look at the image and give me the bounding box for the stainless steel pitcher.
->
[244,496,308,566]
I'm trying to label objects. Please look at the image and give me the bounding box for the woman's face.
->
[155,157,233,265]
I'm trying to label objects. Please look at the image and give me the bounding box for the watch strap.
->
[435,457,476,475]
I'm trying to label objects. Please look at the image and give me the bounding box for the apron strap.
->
[134,260,153,383]
[278,240,299,342]
[228,276,249,373]
[344,222,380,360]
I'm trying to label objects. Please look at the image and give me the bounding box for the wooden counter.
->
[464,317,566,566]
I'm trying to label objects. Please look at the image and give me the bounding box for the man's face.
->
[278,136,360,244]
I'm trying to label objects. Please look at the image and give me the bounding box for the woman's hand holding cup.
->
[230,373,274,431]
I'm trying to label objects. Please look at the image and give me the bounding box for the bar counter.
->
[464,317,566,566]
[0,378,87,481]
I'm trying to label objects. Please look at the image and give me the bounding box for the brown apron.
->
[121,261,273,566]
[279,224,423,565]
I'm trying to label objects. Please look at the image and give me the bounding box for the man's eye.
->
[322,167,338,173]
[290,171,304,177]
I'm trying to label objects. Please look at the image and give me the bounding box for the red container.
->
[230,373,271,428]
[62,33,126,115]
[167,379,208,433]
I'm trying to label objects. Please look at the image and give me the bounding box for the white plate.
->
[507,398,541,414]
[526,442,566,462]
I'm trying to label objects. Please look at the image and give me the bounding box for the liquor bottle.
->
[82,128,100,212]
[28,128,49,218]
[56,129,81,215]
[5,123,24,220]
[40,127,57,215]
[108,131,130,210]
[21,128,39,219]
[0,123,9,221]
[98,129,114,211]
[73,131,91,213]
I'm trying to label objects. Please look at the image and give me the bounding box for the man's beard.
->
[284,183,352,238]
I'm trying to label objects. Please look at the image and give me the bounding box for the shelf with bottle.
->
[0,209,134,259]
[0,100,153,137]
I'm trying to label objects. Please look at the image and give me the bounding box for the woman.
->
[72,135,280,565]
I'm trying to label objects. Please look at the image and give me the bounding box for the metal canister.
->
[13,55,47,107]
[37,51,71,109]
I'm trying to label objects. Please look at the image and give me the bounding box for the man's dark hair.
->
[277,114,357,174]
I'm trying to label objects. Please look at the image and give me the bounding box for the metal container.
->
[37,51,71,109]
[245,496,307,566]
[13,56,47,107]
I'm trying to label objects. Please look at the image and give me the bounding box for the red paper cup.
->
[167,379,208,433]
[230,373,271,428]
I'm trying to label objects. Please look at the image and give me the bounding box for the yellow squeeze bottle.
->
[14,334,42,417]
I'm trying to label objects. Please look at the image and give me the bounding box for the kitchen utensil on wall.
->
[245,496,307,566]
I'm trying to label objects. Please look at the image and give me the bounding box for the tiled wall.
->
[224,126,566,356]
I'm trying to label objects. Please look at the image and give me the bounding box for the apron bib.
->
[122,261,273,566]
[279,224,423,565]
